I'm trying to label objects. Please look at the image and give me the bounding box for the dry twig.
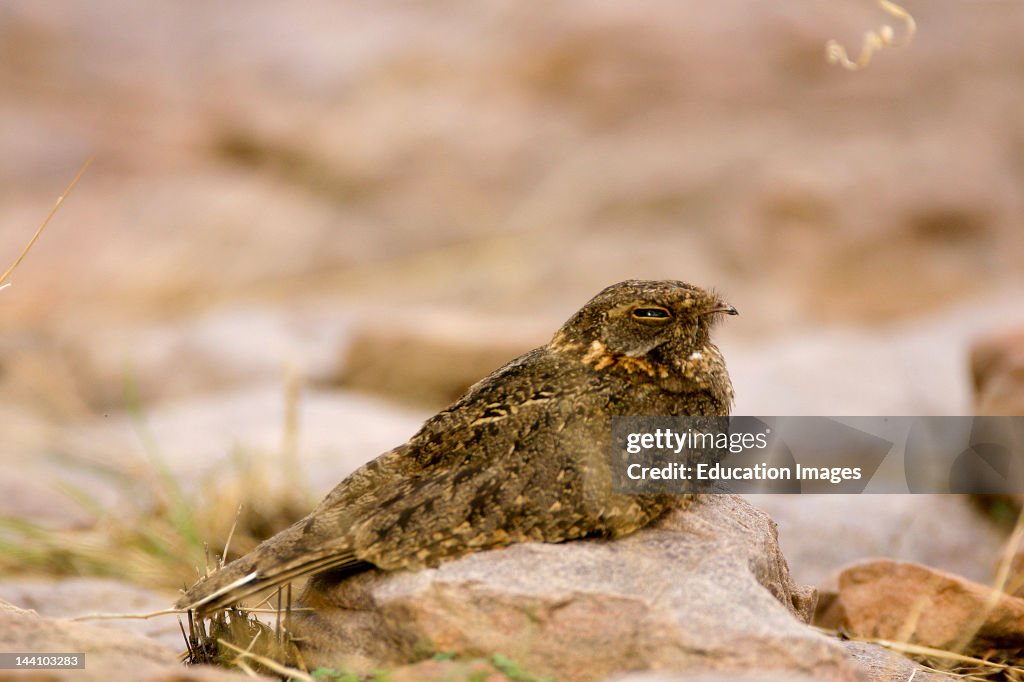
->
[0,157,93,291]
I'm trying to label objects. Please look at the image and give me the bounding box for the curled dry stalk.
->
[826,0,916,71]
[0,157,93,291]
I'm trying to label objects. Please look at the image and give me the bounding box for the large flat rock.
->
[292,494,860,681]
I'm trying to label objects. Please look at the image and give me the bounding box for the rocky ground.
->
[2,1,1024,680]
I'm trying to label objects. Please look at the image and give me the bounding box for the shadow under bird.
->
[178,279,738,614]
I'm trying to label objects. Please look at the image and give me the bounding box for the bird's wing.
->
[178,348,596,612]
[345,402,604,569]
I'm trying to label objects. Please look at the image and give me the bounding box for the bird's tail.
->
[176,520,367,615]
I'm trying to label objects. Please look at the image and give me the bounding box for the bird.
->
[177,279,737,614]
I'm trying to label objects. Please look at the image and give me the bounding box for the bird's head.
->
[551,280,737,367]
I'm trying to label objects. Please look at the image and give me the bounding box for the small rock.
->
[334,309,548,407]
[836,559,1024,654]
[970,327,1024,415]
[292,495,859,681]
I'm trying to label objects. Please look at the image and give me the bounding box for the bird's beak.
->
[703,303,738,316]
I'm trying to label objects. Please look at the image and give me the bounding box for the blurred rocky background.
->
[2,1,1024,680]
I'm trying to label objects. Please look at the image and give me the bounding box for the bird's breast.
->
[580,340,671,378]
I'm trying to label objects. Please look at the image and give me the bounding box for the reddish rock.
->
[836,559,1024,654]
[971,328,1024,415]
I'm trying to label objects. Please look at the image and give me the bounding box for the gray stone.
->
[0,578,183,651]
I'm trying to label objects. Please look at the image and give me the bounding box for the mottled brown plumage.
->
[177,280,737,613]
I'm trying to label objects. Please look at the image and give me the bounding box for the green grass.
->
[0,442,311,591]
[489,654,552,682]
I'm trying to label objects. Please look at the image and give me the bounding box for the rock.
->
[0,607,258,681]
[728,288,1024,417]
[970,327,1024,415]
[835,559,1024,654]
[385,658,521,682]
[291,495,860,681]
[334,309,548,408]
[610,672,821,682]
[613,657,957,682]
[744,495,1006,589]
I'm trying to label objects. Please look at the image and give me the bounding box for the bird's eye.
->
[632,306,672,320]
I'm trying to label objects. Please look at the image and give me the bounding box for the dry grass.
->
[181,601,308,678]
[0,370,312,591]
[0,445,309,590]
